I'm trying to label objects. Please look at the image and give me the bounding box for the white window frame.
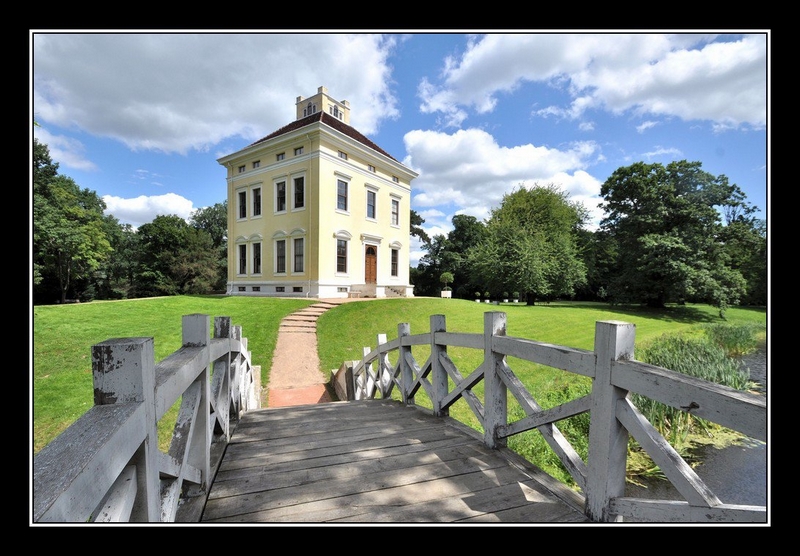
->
[237,243,247,275]
[252,186,262,218]
[252,242,262,275]
[390,196,400,227]
[275,179,287,213]
[292,174,306,211]
[336,176,350,213]
[274,237,287,275]
[292,237,305,274]
[294,146,304,156]
[365,186,378,221]
[334,230,352,276]
[237,189,247,220]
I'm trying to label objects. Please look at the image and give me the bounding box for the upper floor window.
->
[276,181,286,212]
[392,176,400,183]
[238,165,246,174]
[366,190,376,220]
[337,179,348,211]
[294,146,304,156]
[252,160,260,169]
[238,190,247,219]
[252,187,262,217]
[338,151,348,160]
[303,102,317,117]
[391,198,400,226]
[368,164,376,173]
[330,105,341,119]
[293,176,305,209]
[276,152,285,161]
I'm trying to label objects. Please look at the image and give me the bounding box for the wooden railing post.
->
[398,322,413,406]
[376,333,390,397]
[212,317,232,442]
[182,314,211,494]
[92,337,160,522]
[585,320,636,522]
[430,314,448,417]
[483,312,507,449]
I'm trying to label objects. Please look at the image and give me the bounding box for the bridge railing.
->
[334,311,767,523]
[32,314,260,523]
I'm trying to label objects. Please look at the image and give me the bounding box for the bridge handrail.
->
[336,312,767,523]
[32,314,260,523]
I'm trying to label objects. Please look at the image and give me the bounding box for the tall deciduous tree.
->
[190,201,228,291]
[468,184,587,304]
[33,139,112,304]
[132,214,219,297]
[599,160,749,312]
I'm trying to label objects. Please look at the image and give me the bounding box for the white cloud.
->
[419,33,767,130]
[405,127,602,231]
[33,33,400,155]
[33,128,97,172]
[102,193,195,228]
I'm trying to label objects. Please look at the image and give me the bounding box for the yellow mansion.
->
[217,86,418,299]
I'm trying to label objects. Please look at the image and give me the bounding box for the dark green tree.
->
[132,215,219,297]
[599,160,750,312]
[468,184,587,304]
[33,139,113,304]
[410,209,430,247]
[190,201,228,291]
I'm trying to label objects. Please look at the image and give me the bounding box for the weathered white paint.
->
[338,312,767,524]
[33,314,260,523]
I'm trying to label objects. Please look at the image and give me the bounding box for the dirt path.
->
[265,298,368,407]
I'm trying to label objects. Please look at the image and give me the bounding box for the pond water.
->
[622,339,769,520]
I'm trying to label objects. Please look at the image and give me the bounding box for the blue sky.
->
[31,31,769,266]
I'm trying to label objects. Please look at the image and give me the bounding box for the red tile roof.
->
[247,112,399,162]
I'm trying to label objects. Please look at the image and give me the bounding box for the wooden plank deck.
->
[201,399,590,523]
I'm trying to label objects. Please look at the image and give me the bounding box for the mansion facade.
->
[217,86,418,298]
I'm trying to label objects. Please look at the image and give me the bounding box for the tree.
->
[440,271,454,290]
[599,160,750,312]
[410,209,430,247]
[33,139,113,304]
[190,201,228,291]
[468,184,587,304]
[132,215,219,297]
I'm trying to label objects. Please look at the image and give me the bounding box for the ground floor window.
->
[238,244,247,274]
[276,239,286,274]
[337,239,347,273]
[293,238,304,273]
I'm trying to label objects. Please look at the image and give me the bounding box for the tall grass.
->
[505,323,765,487]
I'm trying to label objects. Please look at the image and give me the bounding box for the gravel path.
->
[265,298,369,407]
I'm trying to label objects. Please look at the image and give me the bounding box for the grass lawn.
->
[32,295,767,457]
[32,295,315,454]
[317,298,767,435]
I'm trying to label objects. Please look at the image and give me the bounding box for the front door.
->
[365,246,377,284]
